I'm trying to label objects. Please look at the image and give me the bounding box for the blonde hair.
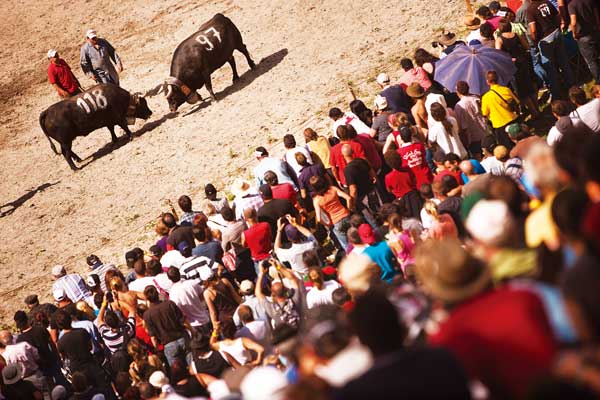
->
[424,200,439,220]
[155,217,169,236]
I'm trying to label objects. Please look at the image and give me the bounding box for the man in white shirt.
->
[127,261,157,293]
[282,134,313,176]
[253,146,295,188]
[306,268,341,309]
[329,107,370,139]
[569,87,600,133]
[167,267,211,333]
[235,305,268,344]
[233,280,268,327]
[274,218,317,276]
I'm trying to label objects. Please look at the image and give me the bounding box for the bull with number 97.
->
[39,83,152,170]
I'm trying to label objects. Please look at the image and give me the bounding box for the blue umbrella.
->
[434,45,517,95]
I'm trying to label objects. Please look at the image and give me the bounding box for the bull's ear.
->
[187,91,201,104]
[145,83,164,97]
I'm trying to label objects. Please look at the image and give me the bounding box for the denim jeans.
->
[529,44,548,88]
[164,336,192,367]
[538,29,575,98]
[577,32,600,82]
[331,216,350,251]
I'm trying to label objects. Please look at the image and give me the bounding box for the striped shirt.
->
[89,263,117,292]
[179,256,217,280]
[52,274,92,302]
[98,316,135,354]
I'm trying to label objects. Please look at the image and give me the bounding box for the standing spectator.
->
[464,16,483,44]
[0,330,47,394]
[241,208,272,267]
[569,0,600,83]
[143,285,191,367]
[369,95,393,142]
[375,73,411,114]
[384,150,418,200]
[454,81,489,158]
[296,152,327,202]
[177,195,201,226]
[569,87,600,133]
[346,125,383,178]
[163,212,195,256]
[358,224,399,283]
[191,223,223,262]
[480,135,503,172]
[282,134,313,177]
[263,171,301,211]
[342,144,379,218]
[253,147,295,188]
[219,206,246,251]
[86,254,117,292]
[436,32,466,58]
[394,126,433,188]
[51,265,93,305]
[311,175,353,250]
[235,305,268,343]
[233,280,268,327]
[303,128,331,170]
[231,179,264,221]
[24,295,57,327]
[1,363,43,400]
[47,49,81,98]
[274,216,317,276]
[496,19,540,119]
[350,99,374,127]
[204,183,229,213]
[481,70,519,149]
[478,22,497,48]
[329,107,371,138]
[256,184,298,241]
[80,29,123,85]
[398,58,432,91]
[305,267,341,309]
[167,267,211,335]
[202,267,241,335]
[477,5,503,29]
[428,103,468,159]
[329,125,366,187]
[526,0,574,99]
[97,292,136,354]
[406,83,429,135]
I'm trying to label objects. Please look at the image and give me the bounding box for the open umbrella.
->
[434,45,517,95]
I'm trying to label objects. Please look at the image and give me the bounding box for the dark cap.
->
[149,245,163,258]
[204,183,217,196]
[86,254,100,267]
[13,310,28,325]
[258,184,273,199]
[255,146,268,157]
[125,248,144,268]
[24,294,38,305]
[481,135,497,153]
[284,224,305,242]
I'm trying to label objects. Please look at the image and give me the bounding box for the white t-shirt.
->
[428,116,467,158]
[480,156,503,173]
[236,320,268,343]
[284,146,313,176]
[169,279,210,326]
[275,238,317,275]
[571,99,600,133]
[306,280,342,309]
[127,276,157,292]
[546,126,563,146]
[332,112,370,138]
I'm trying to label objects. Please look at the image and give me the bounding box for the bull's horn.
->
[166,84,173,99]
[186,91,201,104]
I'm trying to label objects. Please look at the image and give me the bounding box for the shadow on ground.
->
[0,181,60,218]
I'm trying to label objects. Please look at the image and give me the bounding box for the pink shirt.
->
[398,67,432,90]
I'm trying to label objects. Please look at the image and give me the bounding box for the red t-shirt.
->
[429,288,556,398]
[506,0,523,12]
[385,169,416,199]
[243,222,272,261]
[47,59,79,93]
[330,141,366,186]
[272,183,298,208]
[434,169,463,185]
[397,143,433,189]
[355,134,382,172]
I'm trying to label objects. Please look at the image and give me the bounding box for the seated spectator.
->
[231,179,264,221]
[398,58,432,91]
[282,134,313,176]
[375,73,411,114]
[329,107,371,139]
[204,183,229,213]
[177,195,201,226]
[253,146,295,188]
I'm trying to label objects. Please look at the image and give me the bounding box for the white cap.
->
[466,200,514,246]
[239,280,254,294]
[240,367,288,400]
[199,265,214,281]
[376,73,390,85]
[148,371,169,388]
[47,49,57,58]
[52,265,66,277]
[160,250,186,269]
[86,29,97,39]
[374,95,388,110]
[53,288,67,302]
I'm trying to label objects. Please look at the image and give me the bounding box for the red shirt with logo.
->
[48,59,79,93]
[397,142,433,188]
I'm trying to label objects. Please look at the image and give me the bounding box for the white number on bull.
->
[195,26,222,51]
[76,89,109,114]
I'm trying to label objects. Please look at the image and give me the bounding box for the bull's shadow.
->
[184,48,289,117]
[0,181,60,218]
[80,112,178,166]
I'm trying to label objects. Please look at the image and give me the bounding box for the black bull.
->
[146,13,255,111]
[39,83,152,170]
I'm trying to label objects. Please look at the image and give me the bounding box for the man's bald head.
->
[459,160,474,176]
[0,330,12,347]
[341,143,354,159]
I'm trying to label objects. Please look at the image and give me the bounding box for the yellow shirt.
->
[308,136,331,169]
[525,193,560,250]
[481,84,519,128]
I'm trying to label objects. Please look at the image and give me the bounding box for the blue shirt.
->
[363,241,398,282]
[192,241,224,263]
[462,159,487,183]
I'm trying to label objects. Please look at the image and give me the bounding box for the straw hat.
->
[2,363,24,385]
[464,16,481,30]
[415,239,491,304]
[406,82,426,99]
[230,178,254,197]
[439,31,457,46]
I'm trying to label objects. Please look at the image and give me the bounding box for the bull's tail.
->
[39,110,60,155]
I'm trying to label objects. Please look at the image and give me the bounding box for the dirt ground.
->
[0,0,464,322]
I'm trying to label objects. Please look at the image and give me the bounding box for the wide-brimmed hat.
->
[2,363,24,385]
[231,179,254,197]
[406,82,425,98]
[464,16,481,30]
[415,238,491,304]
[439,31,457,46]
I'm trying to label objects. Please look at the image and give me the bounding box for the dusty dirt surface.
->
[0,0,464,322]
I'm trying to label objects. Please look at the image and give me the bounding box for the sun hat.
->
[52,265,66,277]
[464,16,481,30]
[148,371,169,388]
[240,366,288,400]
[357,223,376,245]
[86,29,97,39]
[415,238,491,304]
[374,95,388,110]
[439,31,457,46]
[53,288,67,302]
[376,73,390,85]
[466,200,514,246]
[47,49,57,58]
[24,294,38,305]
[406,82,425,98]
[231,179,254,197]
[2,363,24,385]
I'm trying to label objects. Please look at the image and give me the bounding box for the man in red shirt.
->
[329,125,367,187]
[47,49,81,98]
[395,127,433,189]
[384,151,417,199]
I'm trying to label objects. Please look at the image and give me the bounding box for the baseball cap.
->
[87,274,100,288]
[199,265,215,281]
[357,224,376,245]
[51,265,66,277]
[204,183,217,196]
[255,146,268,157]
[24,294,38,305]
[47,49,57,58]
[466,200,514,246]
[376,73,390,85]
[160,250,186,269]
[86,29,97,39]
[53,288,67,302]
[239,280,255,294]
[505,122,522,139]
[148,371,169,388]
[240,366,288,400]
[374,95,388,111]
[125,248,143,268]
[284,224,304,242]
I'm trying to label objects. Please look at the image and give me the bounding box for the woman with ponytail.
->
[428,102,467,159]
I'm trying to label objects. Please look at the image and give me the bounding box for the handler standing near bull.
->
[47,49,82,98]
[80,29,123,86]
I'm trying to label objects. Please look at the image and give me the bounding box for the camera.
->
[431,41,440,48]
[106,291,114,303]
